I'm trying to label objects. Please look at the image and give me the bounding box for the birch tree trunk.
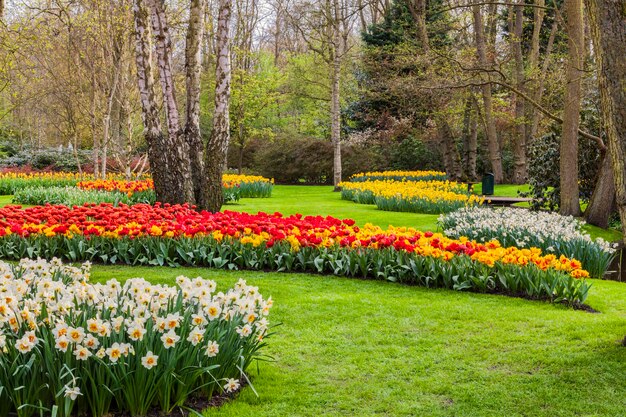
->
[585,0,626,243]
[90,74,100,178]
[132,0,169,201]
[472,3,503,183]
[331,53,342,190]
[560,0,584,216]
[204,0,232,212]
[149,0,194,204]
[185,0,208,207]
[331,0,343,190]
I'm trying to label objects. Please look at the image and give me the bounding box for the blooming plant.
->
[2,172,273,205]
[340,179,483,214]
[13,186,157,206]
[0,258,272,417]
[438,206,617,278]
[350,170,448,182]
[77,179,154,194]
[0,204,591,303]
[223,174,274,198]
[0,172,95,194]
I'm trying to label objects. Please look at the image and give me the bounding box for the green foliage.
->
[522,126,600,210]
[229,52,284,170]
[252,137,379,184]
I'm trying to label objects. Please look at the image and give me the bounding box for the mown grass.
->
[230,185,621,242]
[89,265,626,417]
[228,185,441,231]
[1,186,625,415]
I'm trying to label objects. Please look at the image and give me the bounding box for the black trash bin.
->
[482,173,494,196]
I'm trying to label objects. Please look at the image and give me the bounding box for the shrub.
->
[521,128,601,210]
[0,258,273,417]
[438,206,617,278]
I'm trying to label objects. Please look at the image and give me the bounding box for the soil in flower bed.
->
[109,391,238,417]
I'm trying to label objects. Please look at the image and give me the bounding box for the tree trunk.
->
[585,149,615,228]
[132,0,168,201]
[204,0,232,212]
[185,0,208,208]
[149,0,194,204]
[585,0,626,243]
[407,0,430,52]
[472,3,503,182]
[511,0,527,183]
[101,115,109,178]
[530,16,557,141]
[440,119,462,180]
[462,94,478,181]
[560,0,584,216]
[331,54,342,190]
[90,81,100,178]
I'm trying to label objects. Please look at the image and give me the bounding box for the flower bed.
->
[0,203,591,304]
[223,174,274,198]
[0,172,91,194]
[77,179,154,194]
[1,173,273,202]
[0,258,272,417]
[13,186,157,206]
[350,170,448,182]
[438,206,617,278]
[340,180,483,214]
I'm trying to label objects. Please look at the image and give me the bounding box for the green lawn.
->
[89,265,626,417]
[2,186,626,415]
[227,185,621,242]
[227,185,441,231]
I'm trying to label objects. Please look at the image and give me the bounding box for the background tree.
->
[584,0,626,242]
[204,0,232,211]
[560,0,584,216]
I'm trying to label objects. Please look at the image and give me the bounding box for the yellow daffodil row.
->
[340,179,483,214]
[350,170,448,182]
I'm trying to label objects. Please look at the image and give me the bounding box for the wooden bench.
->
[464,181,480,193]
[480,196,532,207]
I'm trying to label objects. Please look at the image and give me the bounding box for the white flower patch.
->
[439,207,618,277]
[0,258,273,415]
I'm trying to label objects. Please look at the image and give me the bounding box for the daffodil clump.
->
[223,174,274,198]
[340,179,483,214]
[0,258,272,417]
[350,170,448,182]
[439,206,618,278]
